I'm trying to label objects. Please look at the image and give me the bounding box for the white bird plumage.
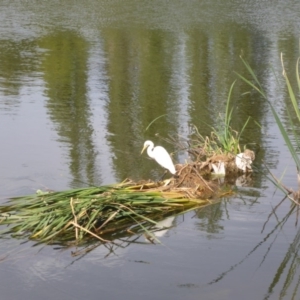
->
[235,149,255,173]
[141,140,176,175]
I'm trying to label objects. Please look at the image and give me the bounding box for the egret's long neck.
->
[147,145,155,159]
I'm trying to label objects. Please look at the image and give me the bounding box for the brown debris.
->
[131,150,255,201]
[173,163,217,198]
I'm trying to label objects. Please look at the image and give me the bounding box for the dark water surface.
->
[1,1,300,299]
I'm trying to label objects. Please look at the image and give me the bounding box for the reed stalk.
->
[237,54,300,203]
[0,181,211,245]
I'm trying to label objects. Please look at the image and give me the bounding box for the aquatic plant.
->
[0,179,215,245]
[188,81,250,160]
[237,54,300,204]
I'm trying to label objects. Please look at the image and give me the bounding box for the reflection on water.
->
[39,31,101,187]
[1,5,299,184]
[0,0,300,299]
[0,39,39,112]
[0,11,297,185]
[1,195,299,300]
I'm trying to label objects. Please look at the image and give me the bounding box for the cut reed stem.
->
[0,180,217,245]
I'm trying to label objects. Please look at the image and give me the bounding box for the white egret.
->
[141,140,176,176]
[212,161,226,176]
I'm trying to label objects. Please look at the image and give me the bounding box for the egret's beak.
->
[141,145,147,155]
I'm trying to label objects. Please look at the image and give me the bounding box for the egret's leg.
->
[159,170,168,181]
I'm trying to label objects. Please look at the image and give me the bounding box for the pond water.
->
[1,1,300,299]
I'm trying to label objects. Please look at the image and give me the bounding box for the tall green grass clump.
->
[189,81,250,159]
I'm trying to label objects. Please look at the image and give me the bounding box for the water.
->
[1,1,300,299]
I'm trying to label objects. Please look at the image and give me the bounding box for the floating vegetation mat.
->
[0,177,230,246]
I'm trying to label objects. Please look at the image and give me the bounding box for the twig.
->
[287,194,300,206]
[97,210,120,231]
[70,221,110,243]
[268,170,300,205]
[193,168,214,192]
[177,164,189,176]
